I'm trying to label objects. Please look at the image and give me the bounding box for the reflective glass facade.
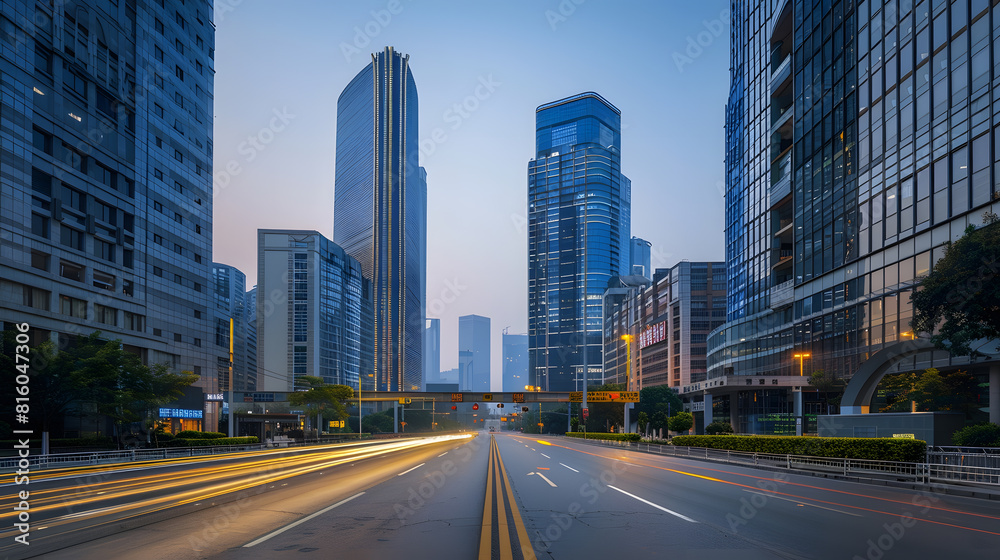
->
[334,47,425,392]
[0,1,217,426]
[528,92,631,392]
[709,0,1000,394]
[257,230,370,391]
[212,263,254,392]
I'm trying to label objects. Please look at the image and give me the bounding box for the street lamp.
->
[793,353,811,376]
[620,334,633,391]
[901,331,915,340]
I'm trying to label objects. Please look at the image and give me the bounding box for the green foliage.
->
[565,432,640,442]
[668,411,694,434]
[705,421,735,435]
[175,430,226,439]
[288,376,354,428]
[911,219,1000,356]
[636,412,649,434]
[636,385,683,421]
[651,411,668,431]
[583,383,625,432]
[164,436,259,447]
[951,423,1000,447]
[878,368,980,416]
[570,417,580,432]
[670,435,927,462]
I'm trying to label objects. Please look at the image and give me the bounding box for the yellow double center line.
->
[479,435,536,560]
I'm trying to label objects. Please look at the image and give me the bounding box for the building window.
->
[154,45,163,62]
[174,149,183,162]
[62,143,87,174]
[153,233,163,245]
[174,333,183,342]
[31,213,49,238]
[95,304,116,326]
[24,285,50,311]
[154,200,163,212]
[123,249,134,269]
[153,266,163,277]
[32,128,52,154]
[154,168,163,180]
[154,18,163,34]
[124,311,144,331]
[93,271,115,291]
[95,239,115,262]
[122,279,134,296]
[175,65,184,81]
[60,226,84,251]
[59,260,85,282]
[154,103,164,118]
[60,295,87,318]
[31,250,49,271]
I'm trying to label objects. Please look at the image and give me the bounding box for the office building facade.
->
[528,92,631,392]
[458,314,490,391]
[705,0,1000,434]
[605,263,726,391]
[334,46,426,392]
[630,236,652,279]
[0,0,217,429]
[257,230,371,391]
[212,263,256,393]
[424,317,440,386]
[245,286,258,393]
[502,332,528,393]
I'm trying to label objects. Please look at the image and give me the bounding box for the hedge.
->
[163,436,259,447]
[565,432,641,443]
[952,424,1000,447]
[174,430,227,439]
[670,435,927,463]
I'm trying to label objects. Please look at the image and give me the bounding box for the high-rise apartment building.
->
[528,92,631,392]
[458,314,490,392]
[334,46,426,392]
[705,0,1000,434]
[630,236,652,279]
[256,230,371,391]
[424,317,440,387]
[0,1,217,428]
[502,333,528,393]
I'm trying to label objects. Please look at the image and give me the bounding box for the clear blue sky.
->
[212,0,731,389]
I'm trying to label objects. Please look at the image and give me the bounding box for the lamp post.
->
[621,334,633,433]
[793,352,811,376]
[228,318,234,437]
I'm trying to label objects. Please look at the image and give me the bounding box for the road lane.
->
[499,434,1000,559]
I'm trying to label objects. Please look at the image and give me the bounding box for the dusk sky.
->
[211,0,731,388]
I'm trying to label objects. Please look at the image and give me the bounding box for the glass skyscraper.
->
[0,1,217,428]
[458,314,491,392]
[704,0,1000,433]
[528,92,631,392]
[334,47,426,392]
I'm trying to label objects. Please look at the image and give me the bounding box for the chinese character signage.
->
[638,322,666,349]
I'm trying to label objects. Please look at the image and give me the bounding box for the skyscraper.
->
[212,263,250,392]
[0,1,217,428]
[458,314,491,391]
[257,230,371,391]
[334,46,426,392]
[528,92,631,392]
[424,317,441,386]
[630,237,652,279]
[704,0,999,434]
[502,333,528,393]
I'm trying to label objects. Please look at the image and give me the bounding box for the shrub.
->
[174,430,226,439]
[952,423,1000,447]
[565,432,640,442]
[164,436,259,447]
[705,421,735,435]
[670,435,927,463]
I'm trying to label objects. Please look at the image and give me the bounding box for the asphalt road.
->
[4,432,1000,559]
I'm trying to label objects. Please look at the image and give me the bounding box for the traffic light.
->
[497,403,504,408]
[451,405,457,410]
[472,403,479,411]
[522,407,529,412]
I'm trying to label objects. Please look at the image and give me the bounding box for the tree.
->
[808,370,846,413]
[668,411,694,434]
[636,385,683,422]
[650,411,668,438]
[705,421,734,435]
[287,376,354,431]
[878,368,980,417]
[911,217,1000,356]
[952,423,1000,447]
[636,412,649,436]
[570,417,580,432]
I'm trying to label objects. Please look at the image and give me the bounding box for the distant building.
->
[459,315,490,391]
[245,286,258,392]
[334,46,426,392]
[630,237,652,279]
[212,264,252,393]
[439,367,459,385]
[424,318,441,386]
[257,230,372,391]
[528,92,631,392]
[604,262,726,391]
[502,333,528,393]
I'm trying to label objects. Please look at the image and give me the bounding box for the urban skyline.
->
[212,1,730,384]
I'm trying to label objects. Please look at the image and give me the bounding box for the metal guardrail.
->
[574,438,1000,488]
[0,443,269,470]
[927,447,1000,469]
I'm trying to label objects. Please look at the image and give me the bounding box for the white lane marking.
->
[243,492,365,547]
[396,463,425,476]
[533,472,557,487]
[540,453,551,459]
[741,489,862,517]
[530,448,536,452]
[560,463,579,473]
[437,452,449,457]
[607,486,697,523]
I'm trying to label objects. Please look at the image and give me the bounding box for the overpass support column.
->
[793,390,803,436]
[730,394,739,434]
[991,364,1000,425]
[704,394,713,430]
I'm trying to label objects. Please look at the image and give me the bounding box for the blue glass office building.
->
[334,47,426,392]
[703,0,1000,434]
[528,93,631,392]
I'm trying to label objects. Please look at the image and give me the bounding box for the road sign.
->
[512,392,525,403]
[451,393,464,402]
[328,420,344,428]
[569,391,640,403]
[501,417,507,421]
[482,393,494,402]
[398,397,411,404]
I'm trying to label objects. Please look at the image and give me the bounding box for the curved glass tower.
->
[334,47,425,392]
[527,92,631,392]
